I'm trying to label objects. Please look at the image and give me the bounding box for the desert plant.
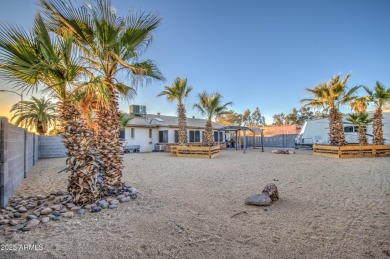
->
[10,96,57,135]
[193,91,232,146]
[346,112,373,145]
[363,82,390,145]
[0,15,101,204]
[158,77,193,145]
[300,74,359,146]
[41,0,164,188]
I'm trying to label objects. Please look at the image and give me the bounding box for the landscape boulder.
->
[262,183,279,201]
[245,194,272,206]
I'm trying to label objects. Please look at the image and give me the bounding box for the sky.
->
[0,0,389,124]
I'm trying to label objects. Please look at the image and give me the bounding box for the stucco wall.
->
[125,127,158,152]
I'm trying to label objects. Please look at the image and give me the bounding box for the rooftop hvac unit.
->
[129,105,146,116]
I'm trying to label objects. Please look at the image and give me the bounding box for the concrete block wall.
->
[38,135,66,158]
[262,134,298,148]
[25,132,35,176]
[239,134,298,149]
[34,134,39,163]
[0,118,67,207]
[0,117,26,207]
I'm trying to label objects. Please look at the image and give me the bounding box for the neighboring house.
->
[123,113,226,152]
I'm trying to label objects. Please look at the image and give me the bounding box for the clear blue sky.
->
[1,0,389,124]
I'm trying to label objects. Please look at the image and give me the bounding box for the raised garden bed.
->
[170,145,221,158]
[313,144,390,158]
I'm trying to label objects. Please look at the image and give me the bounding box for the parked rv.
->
[295,112,390,148]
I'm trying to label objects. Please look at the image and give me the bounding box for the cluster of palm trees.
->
[0,0,163,204]
[301,74,390,146]
[158,77,232,146]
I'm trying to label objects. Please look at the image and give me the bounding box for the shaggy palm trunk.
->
[59,100,100,204]
[373,108,383,145]
[177,103,188,145]
[203,119,214,146]
[36,121,46,135]
[358,126,368,145]
[329,108,345,146]
[96,90,123,189]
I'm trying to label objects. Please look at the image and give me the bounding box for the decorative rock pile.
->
[0,185,139,234]
[271,149,295,154]
[245,183,279,206]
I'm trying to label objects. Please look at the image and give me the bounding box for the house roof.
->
[126,114,223,129]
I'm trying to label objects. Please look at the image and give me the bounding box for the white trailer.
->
[295,111,390,148]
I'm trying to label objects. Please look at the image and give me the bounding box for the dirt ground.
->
[1,148,389,258]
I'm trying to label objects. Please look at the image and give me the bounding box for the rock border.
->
[0,186,139,234]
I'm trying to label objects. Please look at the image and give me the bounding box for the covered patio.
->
[218,126,264,153]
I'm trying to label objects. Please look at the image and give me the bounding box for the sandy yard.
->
[1,148,389,258]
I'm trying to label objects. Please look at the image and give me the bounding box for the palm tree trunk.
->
[177,103,188,145]
[58,100,100,204]
[96,91,123,189]
[373,107,383,145]
[203,119,214,146]
[329,108,345,146]
[37,121,46,135]
[358,126,368,145]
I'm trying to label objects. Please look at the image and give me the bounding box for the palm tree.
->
[10,96,57,135]
[346,112,373,145]
[119,112,133,130]
[193,91,232,146]
[350,96,370,113]
[364,82,390,145]
[300,74,359,146]
[41,0,164,188]
[158,77,193,145]
[0,15,100,204]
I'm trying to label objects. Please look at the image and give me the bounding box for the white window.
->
[149,128,152,139]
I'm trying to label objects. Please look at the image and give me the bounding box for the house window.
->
[159,130,168,143]
[213,131,224,142]
[174,130,179,143]
[189,130,200,143]
[131,128,135,138]
[214,131,218,142]
[149,128,152,139]
[119,129,125,139]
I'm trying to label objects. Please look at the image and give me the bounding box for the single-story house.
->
[122,113,226,152]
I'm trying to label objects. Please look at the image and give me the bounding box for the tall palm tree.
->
[364,82,390,145]
[41,0,164,189]
[0,15,100,204]
[10,96,57,135]
[300,74,359,146]
[193,91,232,146]
[157,77,193,145]
[346,112,373,145]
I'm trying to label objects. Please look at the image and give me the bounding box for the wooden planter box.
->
[170,145,221,158]
[313,144,390,158]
